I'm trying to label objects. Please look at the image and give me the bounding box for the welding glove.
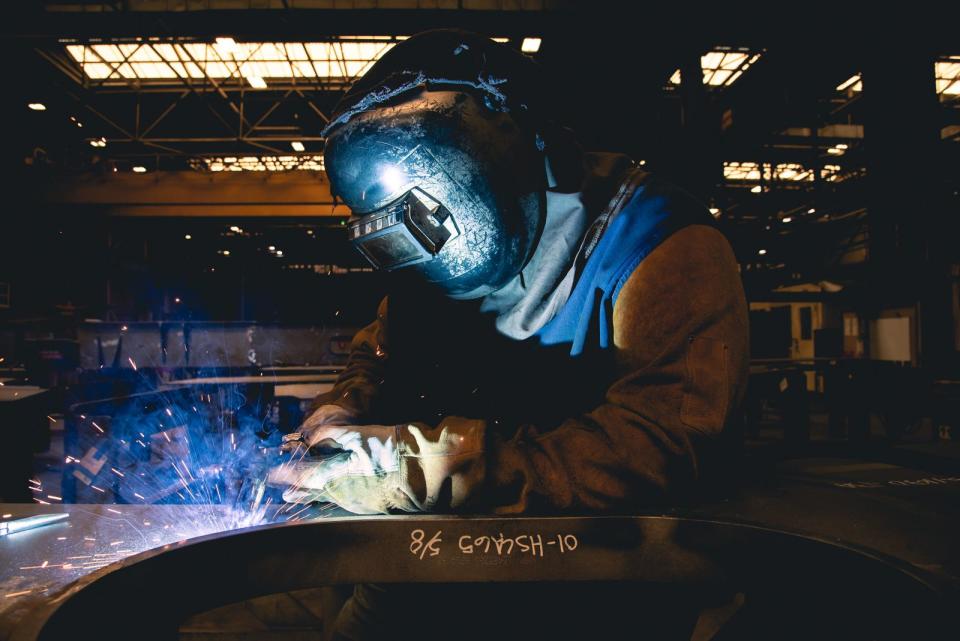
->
[268,419,486,515]
[279,404,359,454]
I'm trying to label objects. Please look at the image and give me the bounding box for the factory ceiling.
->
[4,3,958,298]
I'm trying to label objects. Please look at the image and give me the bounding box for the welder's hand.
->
[268,419,487,515]
[279,405,359,454]
[269,424,401,514]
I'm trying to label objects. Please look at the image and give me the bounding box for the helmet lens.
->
[356,233,425,269]
[349,188,459,271]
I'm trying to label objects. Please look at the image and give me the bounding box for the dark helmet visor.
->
[348,188,460,271]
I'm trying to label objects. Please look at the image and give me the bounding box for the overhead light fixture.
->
[638,160,647,166]
[782,216,792,223]
[491,37,510,43]
[268,245,276,251]
[229,225,242,233]
[220,250,230,256]
[709,207,720,216]
[758,249,767,255]
[807,208,816,214]
[247,76,267,89]
[184,234,192,240]
[28,103,46,111]
[521,37,542,54]
[750,185,763,193]
[290,141,305,152]
[174,297,181,304]
[89,137,107,148]
[275,250,283,257]
[132,166,147,173]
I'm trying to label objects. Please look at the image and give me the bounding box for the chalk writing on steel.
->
[834,476,960,489]
[409,530,579,559]
[409,528,443,559]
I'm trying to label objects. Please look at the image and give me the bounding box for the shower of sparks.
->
[1,352,347,614]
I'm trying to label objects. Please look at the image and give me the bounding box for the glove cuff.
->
[393,418,487,511]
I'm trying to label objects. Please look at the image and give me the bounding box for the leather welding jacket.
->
[314,153,749,515]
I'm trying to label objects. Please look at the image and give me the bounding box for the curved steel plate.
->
[10,515,950,641]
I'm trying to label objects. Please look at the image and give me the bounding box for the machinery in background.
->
[0,321,357,505]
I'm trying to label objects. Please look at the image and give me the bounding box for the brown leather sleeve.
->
[317,226,749,515]
[310,297,390,418]
[473,224,749,513]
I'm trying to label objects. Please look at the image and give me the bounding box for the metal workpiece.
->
[0,510,954,641]
[3,457,960,640]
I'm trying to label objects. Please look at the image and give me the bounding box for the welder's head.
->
[323,30,556,299]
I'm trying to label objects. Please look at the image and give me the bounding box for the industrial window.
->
[836,74,863,93]
[723,162,843,183]
[190,156,326,172]
[936,57,960,97]
[668,49,762,88]
[63,38,403,88]
[839,60,960,98]
[61,36,525,90]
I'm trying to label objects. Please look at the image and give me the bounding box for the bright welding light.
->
[28,102,46,111]
[380,166,405,194]
[521,37,542,53]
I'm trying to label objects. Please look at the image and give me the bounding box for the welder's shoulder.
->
[613,224,741,337]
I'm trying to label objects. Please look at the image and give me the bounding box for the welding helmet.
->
[323,30,551,299]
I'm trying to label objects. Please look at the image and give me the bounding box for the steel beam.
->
[42,170,349,217]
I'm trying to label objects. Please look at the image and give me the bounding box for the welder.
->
[270,29,749,639]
